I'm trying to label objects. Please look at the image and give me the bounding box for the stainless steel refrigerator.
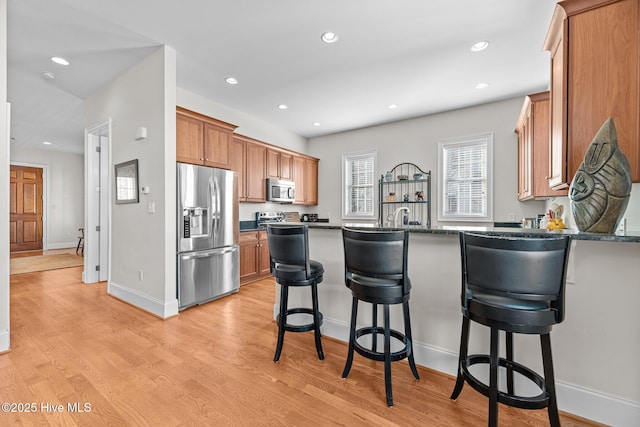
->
[177,162,239,310]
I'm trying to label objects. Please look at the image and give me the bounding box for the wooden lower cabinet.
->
[239,230,271,285]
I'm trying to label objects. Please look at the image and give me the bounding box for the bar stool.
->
[341,228,419,407]
[451,232,571,427]
[266,224,324,363]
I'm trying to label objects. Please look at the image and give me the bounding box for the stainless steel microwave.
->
[266,178,295,203]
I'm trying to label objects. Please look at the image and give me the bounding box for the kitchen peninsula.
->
[275,223,640,426]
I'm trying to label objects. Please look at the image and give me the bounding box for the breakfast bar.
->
[275,224,640,424]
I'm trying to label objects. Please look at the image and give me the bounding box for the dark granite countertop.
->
[296,222,640,243]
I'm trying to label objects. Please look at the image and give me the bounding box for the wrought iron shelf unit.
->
[379,163,431,228]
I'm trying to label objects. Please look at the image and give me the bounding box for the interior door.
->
[10,165,43,252]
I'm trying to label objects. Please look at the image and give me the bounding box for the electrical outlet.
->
[617,218,626,235]
[138,269,143,282]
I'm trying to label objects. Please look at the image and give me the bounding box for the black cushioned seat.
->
[451,232,571,427]
[341,228,419,407]
[267,224,324,362]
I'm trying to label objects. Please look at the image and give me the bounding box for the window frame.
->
[437,133,493,222]
[341,149,377,220]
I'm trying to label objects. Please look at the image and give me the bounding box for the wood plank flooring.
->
[1,267,602,426]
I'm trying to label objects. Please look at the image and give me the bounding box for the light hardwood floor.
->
[1,267,601,426]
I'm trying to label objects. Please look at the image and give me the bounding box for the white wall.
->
[0,0,9,353]
[84,46,178,318]
[177,88,309,221]
[308,96,546,225]
[10,146,84,248]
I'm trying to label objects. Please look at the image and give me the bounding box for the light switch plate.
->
[147,201,155,214]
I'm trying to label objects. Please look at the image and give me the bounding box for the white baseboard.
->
[46,241,78,250]
[0,328,9,353]
[109,281,179,319]
[280,306,640,427]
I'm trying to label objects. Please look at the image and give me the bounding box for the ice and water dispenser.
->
[182,207,208,238]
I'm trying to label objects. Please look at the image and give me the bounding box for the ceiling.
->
[7,0,558,154]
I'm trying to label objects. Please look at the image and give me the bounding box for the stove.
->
[256,211,286,226]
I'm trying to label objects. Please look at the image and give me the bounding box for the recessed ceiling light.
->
[313,122,321,127]
[388,104,399,109]
[278,104,288,110]
[42,141,52,145]
[225,77,238,85]
[51,56,70,66]
[470,41,489,52]
[321,32,339,44]
[475,82,489,89]
[41,71,56,80]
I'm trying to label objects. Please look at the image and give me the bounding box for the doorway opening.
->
[84,120,111,284]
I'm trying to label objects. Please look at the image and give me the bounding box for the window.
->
[438,133,493,221]
[342,150,376,219]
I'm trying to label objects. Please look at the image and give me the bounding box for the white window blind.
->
[342,151,376,219]
[438,134,493,221]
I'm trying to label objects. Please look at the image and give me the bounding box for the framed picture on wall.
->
[115,159,139,204]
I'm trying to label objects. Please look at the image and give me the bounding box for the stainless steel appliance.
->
[177,162,239,310]
[256,211,286,226]
[266,178,295,203]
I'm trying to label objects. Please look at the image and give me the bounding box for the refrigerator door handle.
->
[181,246,237,260]
[210,176,217,237]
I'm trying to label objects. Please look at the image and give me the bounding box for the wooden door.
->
[239,232,260,284]
[266,149,280,179]
[10,165,43,252]
[280,153,292,180]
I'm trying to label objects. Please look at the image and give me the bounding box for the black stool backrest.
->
[460,232,571,323]
[342,228,409,293]
[267,225,311,279]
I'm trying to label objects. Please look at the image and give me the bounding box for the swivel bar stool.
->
[451,232,571,427]
[266,224,324,363]
[341,228,420,407]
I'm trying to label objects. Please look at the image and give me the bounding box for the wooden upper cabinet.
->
[305,158,318,205]
[176,113,204,164]
[245,140,267,202]
[266,148,293,180]
[515,92,568,201]
[230,136,247,201]
[280,153,292,180]
[543,0,640,189]
[204,122,233,169]
[176,107,237,169]
[292,155,306,204]
[291,155,319,205]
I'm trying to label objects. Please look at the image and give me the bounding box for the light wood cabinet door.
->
[176,113,204,164]
[246,142,266,202]
[305,158,318,205]
[292,155,306,204]
[230,137,246,201]
[516,92,568,200]
[280,153,292,180]
[204,123,233,169]
[239,232,259,284]
[544,0,640,188]
[266,149,280,179]
[258,231,271,276]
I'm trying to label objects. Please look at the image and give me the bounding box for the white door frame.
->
[9,161,48,250]
[84,119,111,284]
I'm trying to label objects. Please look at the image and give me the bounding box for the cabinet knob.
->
[545,176,550,180]
[200,157,204,161]
[205,158,209,161]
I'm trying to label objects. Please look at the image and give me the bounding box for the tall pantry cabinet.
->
[543,0,640,189]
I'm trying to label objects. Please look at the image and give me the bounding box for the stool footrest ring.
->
[353,327,411,362]
[462,354,549,410]
[277,307,323,333]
